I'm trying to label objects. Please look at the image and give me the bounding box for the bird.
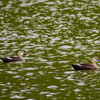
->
[1,51,28,63]
[71,57,100,70]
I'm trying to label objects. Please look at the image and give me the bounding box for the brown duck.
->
[1,51,28,63]
[71,57,100,70]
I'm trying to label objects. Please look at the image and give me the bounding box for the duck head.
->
[93,57,100,62]
[18,51,29,57]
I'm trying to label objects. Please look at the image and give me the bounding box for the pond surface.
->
[0,0,100,99]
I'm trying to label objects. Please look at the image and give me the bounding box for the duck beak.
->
[98,59,100,62]
[24,53,29,56]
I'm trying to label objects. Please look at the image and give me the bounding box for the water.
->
[0,0,100,99]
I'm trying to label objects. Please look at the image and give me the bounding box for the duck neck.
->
[18,54,22,58]
[92,60,98,69]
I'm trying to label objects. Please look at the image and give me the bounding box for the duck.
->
[1,51,28,63]
[71,57,100,70]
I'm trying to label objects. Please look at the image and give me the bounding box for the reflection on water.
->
[0,0,100,99]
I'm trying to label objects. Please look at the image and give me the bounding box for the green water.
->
[0,0,100,99]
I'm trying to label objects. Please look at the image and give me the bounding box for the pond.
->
[0,0,100,99]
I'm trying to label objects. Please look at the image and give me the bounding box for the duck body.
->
[71,63,98,70]
[1,56,24,63]
[1,51,28,63]
[72,57,100,70]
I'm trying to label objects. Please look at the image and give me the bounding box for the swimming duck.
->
[1,51,28,63]
[71,57,100,70]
